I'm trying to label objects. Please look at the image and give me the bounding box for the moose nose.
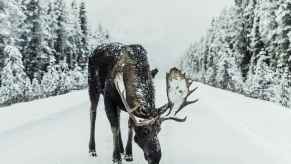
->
[145,149,161,164]
[147,155,161,164]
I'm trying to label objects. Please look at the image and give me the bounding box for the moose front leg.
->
[89,109,97,157]
[119,130,124,155]
[124,118,134,161]
[105,100,123,163]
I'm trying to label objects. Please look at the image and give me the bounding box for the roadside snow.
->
[0,90,88,134]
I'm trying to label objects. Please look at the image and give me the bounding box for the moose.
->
[88,42,198,164]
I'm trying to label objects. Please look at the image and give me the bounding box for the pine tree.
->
[274,66,291,107]
[41,64,59,97]
[42,0,58,70]
[240,0,257,79]
[245,54,275,100]
[0,0,25,80]
[0,45,27,104]
[216,55,243,92]
[275,0,291,69]
[31,78,42,99]
[248,3,265,76]
[23,77,33,101]
[180,0,291,108]
[57,61,72,94]
[65,0,82,69]
[70,64,86,89]
[54,0,67,64]
[79,1,89,68]
[19,0,49,81]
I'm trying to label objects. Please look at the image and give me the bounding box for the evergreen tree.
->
[31,78,42,99]
[180,0,291,108]
[57,61,72,94]
[0,0,25,80]
[275,0,291,69]
[20,0,48,80]
[70,64,86,89]
[66,0,82,69]
[54,0,67,64]
[216,55,243,92]
[248,3,265,77]
[23,77,33,101]
[42,0,58,70]
[246,55,275,100]
[78,1,89,68]
[240,0,257,79]
[0,0,107,105]
[41,64,59,96]
[274,66,291,107]
[0,45,27,104]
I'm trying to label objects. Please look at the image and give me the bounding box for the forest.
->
[0,0,109,105]
[181,0,291,108]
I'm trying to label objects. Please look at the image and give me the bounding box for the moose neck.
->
[122,61,156,119]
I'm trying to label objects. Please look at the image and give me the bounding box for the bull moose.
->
[88,42,198,164]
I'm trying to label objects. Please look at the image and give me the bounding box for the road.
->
[0,80,288,164]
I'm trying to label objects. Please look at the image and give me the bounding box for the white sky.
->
[67,0,234,71]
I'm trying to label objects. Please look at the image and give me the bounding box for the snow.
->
[1,79,291,164]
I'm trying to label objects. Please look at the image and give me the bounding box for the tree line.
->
[180,0,291,107]
[0,0,109,105]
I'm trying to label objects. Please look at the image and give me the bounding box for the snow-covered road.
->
[1,79,291,164]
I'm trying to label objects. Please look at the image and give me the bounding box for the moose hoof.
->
[113,159,122,164]
[124,154,133,161]
[89,151,97,157]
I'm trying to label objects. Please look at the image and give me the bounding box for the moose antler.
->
[158,67,198,123]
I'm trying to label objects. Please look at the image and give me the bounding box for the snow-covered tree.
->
[53,0,68,64]
[41,64,59,96]
[216,55,243,92]
[274,0,291,69]
[180,0,291,109]
[70,64,86,89]
[78,1,89,68]
[31,77,42,99]
[0,46,27,104]
[0,0,107,105]
[0,0,25,78]
[245,55,275,100]
[19,0,49,80]
[273,66,291,107]
[23,77,33,101]
[57,62,72,94]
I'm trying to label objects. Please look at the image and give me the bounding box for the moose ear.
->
[151,68,159,78]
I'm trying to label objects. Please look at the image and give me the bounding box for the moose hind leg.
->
[89,86,100,157]
[124,118,134,161]
[88,68,101,157]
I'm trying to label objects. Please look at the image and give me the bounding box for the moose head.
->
[113,48,198,164]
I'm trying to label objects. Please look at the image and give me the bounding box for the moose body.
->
[88,42,197,164]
